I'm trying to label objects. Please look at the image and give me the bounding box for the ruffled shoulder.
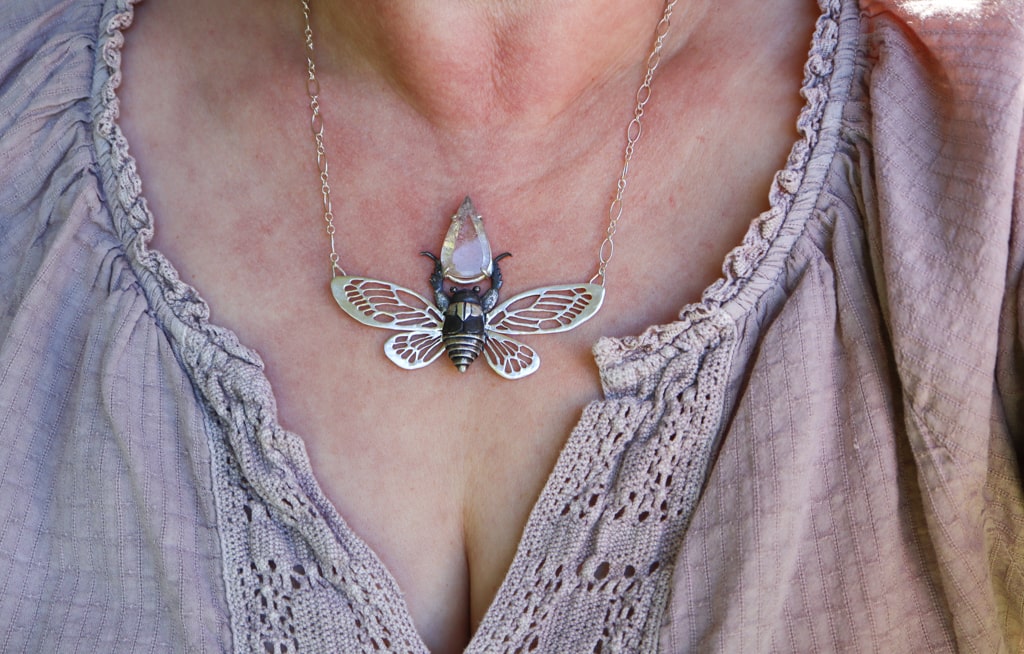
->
[0,0,109,337]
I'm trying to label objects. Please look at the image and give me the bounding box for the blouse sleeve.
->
[0,0,104,336]
[662,4,1024,652]
[864,4,1024,648]
[0,2,232,650]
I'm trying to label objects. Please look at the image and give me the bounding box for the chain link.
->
[591,0,677,285]
[300,0,676,285]
[301,0,344,277]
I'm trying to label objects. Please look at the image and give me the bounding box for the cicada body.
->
[330,259,604,380]
[439,289,488,372]
[329,197,604,379]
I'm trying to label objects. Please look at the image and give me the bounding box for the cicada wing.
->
[384,332,446,370]
[331,276,443,331]
[483,332,540,379]
[488,283,605,335]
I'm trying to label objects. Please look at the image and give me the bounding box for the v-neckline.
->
[90,0,857,650]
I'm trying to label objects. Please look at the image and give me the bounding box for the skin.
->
[118,0,820,651]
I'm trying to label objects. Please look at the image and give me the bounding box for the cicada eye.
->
[473,286,481,293]
[450,287,458,293]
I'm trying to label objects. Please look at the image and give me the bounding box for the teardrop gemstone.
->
[440,197,493,283]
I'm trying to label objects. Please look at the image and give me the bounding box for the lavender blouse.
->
[1,0,1022,651]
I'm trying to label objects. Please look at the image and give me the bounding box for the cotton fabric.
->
[1,0,1022,651]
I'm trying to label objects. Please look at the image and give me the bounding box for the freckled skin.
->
[120,0,820,646]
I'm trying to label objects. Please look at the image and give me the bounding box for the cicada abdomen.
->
[440,290,487,372]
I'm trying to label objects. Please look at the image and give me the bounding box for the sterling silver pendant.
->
[331,197,604,379]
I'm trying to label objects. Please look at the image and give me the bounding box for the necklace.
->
[300,0,676,379]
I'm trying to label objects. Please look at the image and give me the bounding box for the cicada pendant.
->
[330,197,604,379]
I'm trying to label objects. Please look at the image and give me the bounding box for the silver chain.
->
[301,0,344,276]
[300,0,676,285]
[591,0,677,285]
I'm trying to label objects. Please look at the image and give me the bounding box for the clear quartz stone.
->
[440,197,493,283]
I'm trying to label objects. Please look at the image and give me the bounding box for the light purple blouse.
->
[1,0,1022,651]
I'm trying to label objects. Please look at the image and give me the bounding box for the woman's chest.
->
[286,335,606,649]
[116,9,815,647]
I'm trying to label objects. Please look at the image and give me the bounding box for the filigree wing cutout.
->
[331,276,443,331]
[487,283,605,335]
[483,333,540,379]
[384,332,446,369]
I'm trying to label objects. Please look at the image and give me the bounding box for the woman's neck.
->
[312,0,702,130]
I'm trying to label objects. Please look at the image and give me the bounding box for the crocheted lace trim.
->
[594,0,848,394]
[91,0,850,650]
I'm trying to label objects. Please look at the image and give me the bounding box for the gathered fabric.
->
[0,0,1021,651]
